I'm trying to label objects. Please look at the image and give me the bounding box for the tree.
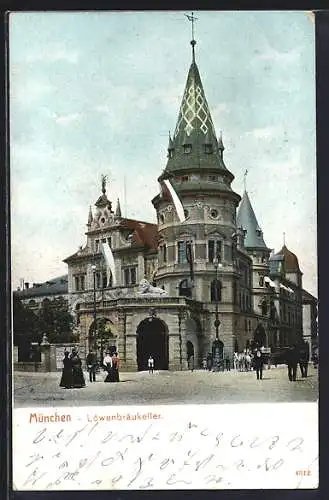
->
[38,297,77,344]
[13,294,41,360]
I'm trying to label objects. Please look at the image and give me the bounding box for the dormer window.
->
[168,148,174,159]
[183,144,192,154]
[204,144,213,154]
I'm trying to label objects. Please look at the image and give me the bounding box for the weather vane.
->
[243,169,248,191]
[185,12,198,61]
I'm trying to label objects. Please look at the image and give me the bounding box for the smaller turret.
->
[87,206,93,226]
[115,198,122,218]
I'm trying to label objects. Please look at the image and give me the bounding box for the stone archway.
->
[136,317,169,371]
[88,317,117,359]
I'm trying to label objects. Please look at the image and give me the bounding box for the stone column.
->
[116,309,126,363]
[40,334,51,372]
[168,309,187,371]
[124,312,138,371]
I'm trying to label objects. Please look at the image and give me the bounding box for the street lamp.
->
[91,265,97,352]
[212,256,222,372]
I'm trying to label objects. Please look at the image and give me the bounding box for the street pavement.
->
[14,365,318,408]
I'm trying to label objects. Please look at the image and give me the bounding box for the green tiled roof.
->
[237,191,268,249]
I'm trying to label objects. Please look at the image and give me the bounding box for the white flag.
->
[100,241,117,286]
[163,179,185,223]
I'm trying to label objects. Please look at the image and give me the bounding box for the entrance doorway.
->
[136,318,169,371]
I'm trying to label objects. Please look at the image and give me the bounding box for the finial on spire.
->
[243,169,248,191]
[101,174,107,194]
[185,12,198,62]
[283,232,286,246]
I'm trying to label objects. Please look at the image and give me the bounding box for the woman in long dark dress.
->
[112,352,120,382]
[59,351,72,388]
[70,349,86,388]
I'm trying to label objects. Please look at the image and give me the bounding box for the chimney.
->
[24,282,29,289]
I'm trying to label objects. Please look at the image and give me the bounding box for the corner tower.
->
[152,23,241,359]
[237,189,272,321]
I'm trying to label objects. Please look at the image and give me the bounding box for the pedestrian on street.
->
[103,351,114,382]
[70,348,86,388]
[188,355,194,372]
[299,341,309,378]
[59,350,72,389]
[112,352,120,382]
[206,353,212,372]
[148,355,154,374]
[86,348,97,383]
[286,344,299,381]
[253,346,264,380]
[225,358,231,371]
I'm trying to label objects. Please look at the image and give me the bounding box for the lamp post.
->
[91,265,97,354]
[213,257,222,372]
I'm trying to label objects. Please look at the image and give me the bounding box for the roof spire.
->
[87,205,93,225]
[283,232,286,246]
[243,169,248,192]
[185,12,198,63]
[101,174,107,195]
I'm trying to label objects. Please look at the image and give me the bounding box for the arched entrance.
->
[136,318,169,371]
[88,317,117,360]
[185,316,202,368]
[186,340,194,359]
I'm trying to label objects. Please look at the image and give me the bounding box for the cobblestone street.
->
[14,365,318,408]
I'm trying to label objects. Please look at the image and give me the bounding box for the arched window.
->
[179,279,191,298]
[259,276,264,287]
[210,279,222,302]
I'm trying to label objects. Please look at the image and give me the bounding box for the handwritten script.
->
[13,403,318,490]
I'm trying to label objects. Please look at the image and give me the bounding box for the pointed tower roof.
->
[237,191,268,249]
[115,198,122,217]
[173,61,217,147]
[87,206,93,225]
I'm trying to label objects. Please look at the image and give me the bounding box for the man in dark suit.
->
[299,341,310,378]
[86,348,97,383]
[286,344,299,381]
[253,346,264,380]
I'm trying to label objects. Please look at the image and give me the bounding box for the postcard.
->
[10,10,318,491]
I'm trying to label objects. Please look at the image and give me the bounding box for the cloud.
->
[245,125,282,140]
[25,45,80,64]
[256,46,300,63]
[52,112,83,126]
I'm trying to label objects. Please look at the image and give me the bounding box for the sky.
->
[9,11,317,297]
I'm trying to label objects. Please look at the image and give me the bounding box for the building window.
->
[204,144,213,154]
[179,279,191,298]
[208,175,217,182]
[107,237,112,247]
[208,240,222,263]
[259,276,264,287]
[74,276,79,291]
[183,144,192,154]
[80,275,85,291]
[178,241,187,264]
[124,267,137,285]
[95,239,100,252]
[96,272,101,289]
[162,244,167,263]
[210,279,222,302]
[181,175,189,182]
[102,272,107,289]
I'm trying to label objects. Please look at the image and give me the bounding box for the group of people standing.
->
[59,348,85,389]
[59,347,120,388]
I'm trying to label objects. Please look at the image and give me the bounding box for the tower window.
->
[183,144,192,154]
[210,279,222,302]
[204,144,213,154]
[179,279,192,298]
[181,175,189,182]
[259,276,264,287]
[208,240,222,263]
[177,241,187,264]
[95,239,99,252]
[107,237,112,247]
